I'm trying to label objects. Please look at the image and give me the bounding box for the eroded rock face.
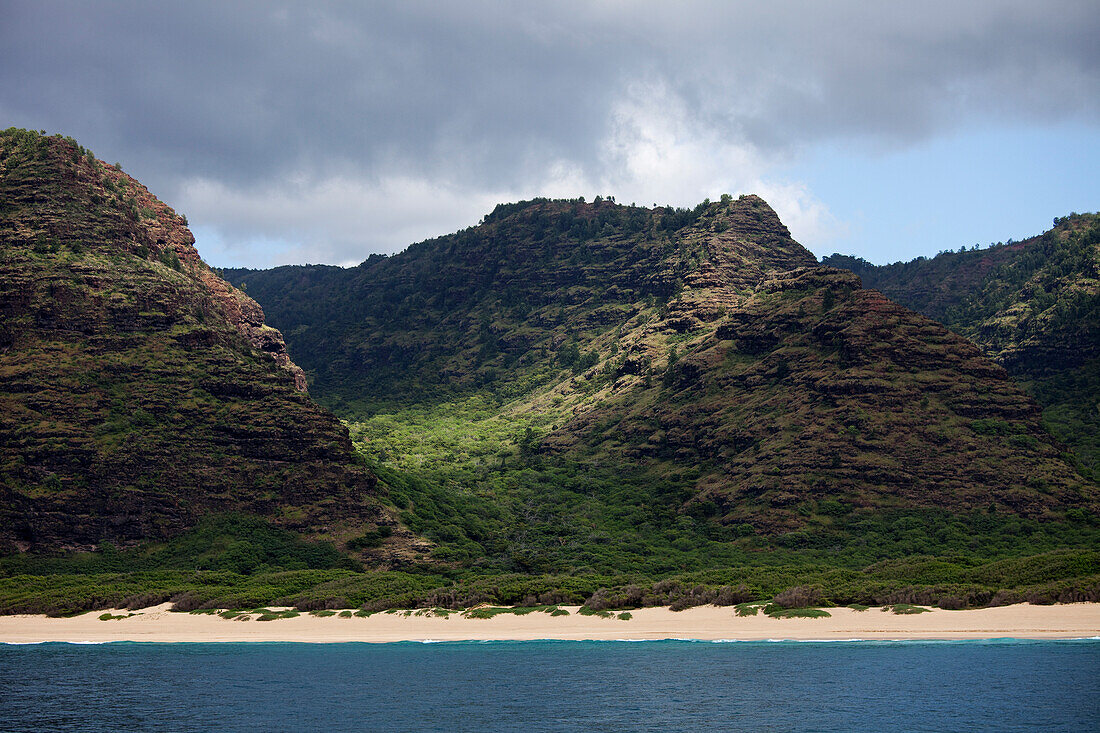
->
[549,265,1092,533]
[823,215,1100,480]
[195,267,309,392]
[224,194,818,409]
[823,217,1100,376]
[0,129,389,552]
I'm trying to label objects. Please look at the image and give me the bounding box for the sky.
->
[2,1,1098,268]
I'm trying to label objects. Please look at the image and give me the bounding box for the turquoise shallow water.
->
[1,639,1097,732]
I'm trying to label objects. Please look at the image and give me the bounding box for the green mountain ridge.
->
[224,193,815,412]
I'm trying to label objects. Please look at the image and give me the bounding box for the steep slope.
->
[0,129,402,555]
[228,194,1093,570]
[225,193,815,412]
[823,214,1100,479]
[552,267,1085,533]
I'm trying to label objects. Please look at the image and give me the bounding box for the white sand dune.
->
[1,603,1097,644]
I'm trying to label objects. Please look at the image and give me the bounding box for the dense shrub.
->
[772,585,823,609]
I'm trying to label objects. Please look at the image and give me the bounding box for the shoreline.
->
[0,602,1097,644]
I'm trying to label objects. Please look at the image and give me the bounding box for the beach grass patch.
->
[578,606,613,618]
[254,608,300,621]
[463,606,513,619]
[764,605,831,619]
[97,612,133,620]
[618,611,633,620]
[886,603,932,615]
[461,605,564,619]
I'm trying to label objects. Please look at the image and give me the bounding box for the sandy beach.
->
[0,603,1097,644]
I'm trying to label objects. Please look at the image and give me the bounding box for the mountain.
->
[823,213,1100,480]
[0,128,406,557]
[547,266,1085,534]
[227,195,1094,572]
[224,194,815,412]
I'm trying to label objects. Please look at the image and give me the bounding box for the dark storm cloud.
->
[1,2,618,188]
[2,1,1098,265]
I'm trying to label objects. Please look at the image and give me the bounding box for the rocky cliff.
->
[0,129,400,554]
[823,215,1099,375]
[552,266,1088,532]
[823,214,1100,480]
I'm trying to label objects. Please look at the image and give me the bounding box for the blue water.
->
[1,639,1097,732]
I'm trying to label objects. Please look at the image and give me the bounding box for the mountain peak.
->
[0,128,307,391]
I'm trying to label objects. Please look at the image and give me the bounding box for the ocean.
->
[1,639,1097,731]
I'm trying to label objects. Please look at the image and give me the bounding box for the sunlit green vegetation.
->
[350,393,1100,579]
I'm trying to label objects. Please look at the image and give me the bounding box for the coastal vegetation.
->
[1,543,1096,617]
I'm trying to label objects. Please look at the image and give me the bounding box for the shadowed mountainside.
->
[0,128,413,558]
[823,213,1100,480]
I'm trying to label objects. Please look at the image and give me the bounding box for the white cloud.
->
[177,175,510,267]
[570,80,846,251]
[181,80,848,267]
[5,1,1096,266]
